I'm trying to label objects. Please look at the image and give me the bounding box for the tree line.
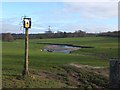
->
[1,30,119,42]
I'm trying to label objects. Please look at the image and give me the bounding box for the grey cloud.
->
[63,2,118,19]
[2,23,21,33]
[1,17,23,33]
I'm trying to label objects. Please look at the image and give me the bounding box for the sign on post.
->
[23,18,31,28]
[22,17,31,77]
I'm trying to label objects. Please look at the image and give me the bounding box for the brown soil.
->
[69,63,109,77]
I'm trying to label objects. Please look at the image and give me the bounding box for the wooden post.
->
[22,28,29,76]
[109,60,120,89]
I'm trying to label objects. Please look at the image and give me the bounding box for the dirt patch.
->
[69,63,109,77]
[69,63,104,69]
[29,64,109,89]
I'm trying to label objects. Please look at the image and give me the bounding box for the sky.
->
[1,0,118,34]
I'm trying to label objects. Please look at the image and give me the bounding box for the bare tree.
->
[2,33,14,42]
[74,30,86,37]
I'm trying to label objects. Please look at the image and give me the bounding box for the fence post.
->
[109,60,120,89]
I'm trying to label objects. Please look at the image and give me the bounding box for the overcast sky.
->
[1,0,118,34]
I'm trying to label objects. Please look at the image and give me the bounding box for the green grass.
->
[2,36,119,88]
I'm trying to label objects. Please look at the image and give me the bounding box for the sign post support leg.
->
[22,28,29,76]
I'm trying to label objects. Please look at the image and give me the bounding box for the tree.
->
[63,32,67,38]
[45,30,54,38]
[74,30,86,37]
[2,33,14,42]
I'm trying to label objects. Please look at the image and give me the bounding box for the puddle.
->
[43,45,80,54]
[43,44,94,54]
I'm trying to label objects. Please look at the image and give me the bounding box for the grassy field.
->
[2,36,119,88]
